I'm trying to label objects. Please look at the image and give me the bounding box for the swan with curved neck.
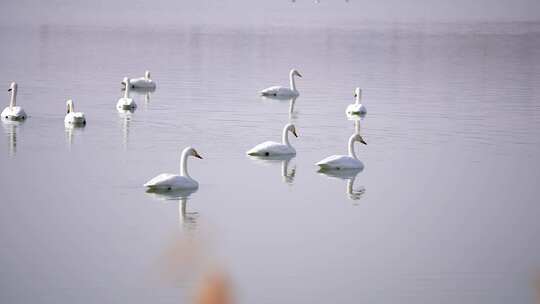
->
[247,123,298,156]
[346,87,367,116]
[64,99,86,125]
[316,133,367,170]
[117,77,137,110]
[1,82,27,121]
[129,70,157,90]
[260,69,302,97]
[144,147,203,190]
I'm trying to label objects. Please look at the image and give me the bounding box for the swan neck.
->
[289,73,296,91]
[124,83,130,98]
[348,137,358,159]
[180,150,190,177]
[356,93,361,105]
[282,126,291,147]
[10,87,16,109]
[289,98,296,115]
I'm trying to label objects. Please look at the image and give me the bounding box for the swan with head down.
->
[247,123,298,157]
[2,82,26,121]
[144,147,203,191]
[260,69,302,97]
[316,133,367,170]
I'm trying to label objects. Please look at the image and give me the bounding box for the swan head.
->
[290,69,302,78]
[352,133,367,145]
[66,99,74,113]
[8,82,17,92]
[121,77,130,85]
[185,146,203,159]
[145,70,151,80]
[286,123,298,137]
[354,88,362,99]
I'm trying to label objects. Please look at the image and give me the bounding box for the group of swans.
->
[259,69,368,118]
[117,71,156,110]
[254,70,369,171]
[2,68,369,194]
[1,71,156,127]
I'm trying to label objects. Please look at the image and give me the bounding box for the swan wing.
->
[247,141,295,156]
[144,173,178,187]
[144,174,198,190]
[130,78,156,89]
[260,86,284,96]
[260,86,297,96]
[316,155,362,169]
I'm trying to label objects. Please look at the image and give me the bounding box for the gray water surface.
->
[1,20,540,304]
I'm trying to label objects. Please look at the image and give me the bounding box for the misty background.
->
[1,0,540,28]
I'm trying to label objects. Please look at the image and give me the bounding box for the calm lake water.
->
[1,13,540,304]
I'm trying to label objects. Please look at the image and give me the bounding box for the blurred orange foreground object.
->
[194,271,233,304]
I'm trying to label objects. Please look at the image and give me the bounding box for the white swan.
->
[1,82,26,121]
[129,70,156,90]
[117,77,137,110]
[144,147,203,191]
[247,123,298,156]
[260,69,302,97]
[64,99,86,125]
[346,88,367,116]
[316,133,367,170]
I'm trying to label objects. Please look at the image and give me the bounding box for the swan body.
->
[1,82,26,121]
[64,99,86,125]
[144,147,203,191]
[346,88,367,116]
[260,69,302,97]
[129,70,156,89]
[117,77,137,110]
[316,133,367,170]
[247,123,298,156]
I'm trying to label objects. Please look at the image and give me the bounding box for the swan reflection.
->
[317,168,366,201]
[260,96,299,120]
[248,154,297,184]
[146,188,199,232]
[117,109,134,150]
[1,119,23,156]
[288,96,298,120]
[65,121,85,148]
[127,87,154,107]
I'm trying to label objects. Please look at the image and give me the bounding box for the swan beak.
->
[8,88,12,92]
[194,151,203,159]
[292,129,298,137]
[359,137,367,145]
[354,94,357,97]
[297,72,303,78]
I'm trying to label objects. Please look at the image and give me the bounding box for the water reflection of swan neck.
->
[354,120,360,134]
[178,197,198,233]
[4,122,17,156]
[288,97,297,119]
[281,158,296,184]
